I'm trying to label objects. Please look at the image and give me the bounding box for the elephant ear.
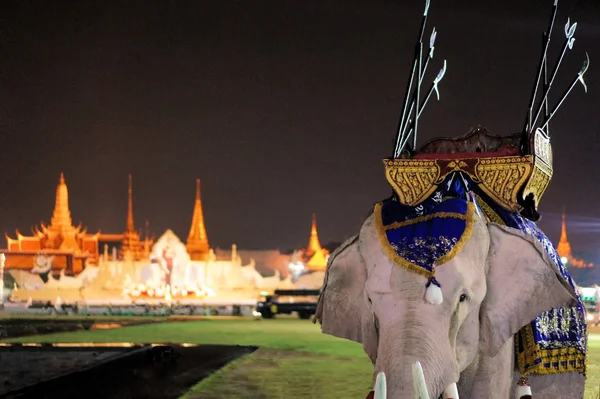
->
[480,223,578,357]
[314,234,378,362]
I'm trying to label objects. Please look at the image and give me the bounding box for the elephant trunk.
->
[376,318,459,399]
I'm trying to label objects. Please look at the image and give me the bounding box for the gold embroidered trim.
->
[374,202,432,279]
[473,193,504,225]
[437,202,475,266]
[585,327,589,376]
[384,211,467,231]
[515,296,587,376]
[373,202,475,278]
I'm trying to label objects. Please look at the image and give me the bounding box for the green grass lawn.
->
[587,334,600,399]
[3,317,599,398]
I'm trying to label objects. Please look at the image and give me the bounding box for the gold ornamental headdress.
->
[386,0,589,222]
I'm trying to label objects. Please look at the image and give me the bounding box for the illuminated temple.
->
[4,174,100,273]
[3,173,153,274]
[301,213,329,272]
[2,173,331,298]
[556,208,594,268]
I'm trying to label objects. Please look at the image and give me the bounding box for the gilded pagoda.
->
[4,173,100,273]
[186,179,210,261]
[556,208,594,268]
[303,213,329,272]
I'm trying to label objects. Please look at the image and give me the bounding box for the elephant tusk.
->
[373,371,387,399]
[412,361,430,399]
[443,382,459,399]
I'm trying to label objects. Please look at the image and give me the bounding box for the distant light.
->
[288,261,305,279]
[561,256,568,264]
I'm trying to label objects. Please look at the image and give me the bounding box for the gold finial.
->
[120,174,142,260]
[59,172,65,184]
[127,174,134,232]
[561,206,567,237]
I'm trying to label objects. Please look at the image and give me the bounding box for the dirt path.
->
[1,344,257,399]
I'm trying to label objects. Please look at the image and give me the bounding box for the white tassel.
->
[425,277,443,305]
[374,371,387,399]
[516,376,532,398]
[516,384,532,398]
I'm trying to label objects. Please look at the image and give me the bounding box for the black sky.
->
[1,0,599,252]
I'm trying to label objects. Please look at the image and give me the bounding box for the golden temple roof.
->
[186,179,210,260]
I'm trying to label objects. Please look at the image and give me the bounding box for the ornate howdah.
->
[384,127,553,215]
[522,129,553,207]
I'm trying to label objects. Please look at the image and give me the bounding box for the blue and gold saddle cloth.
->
[374,172,587,376]
[374,195,475,280]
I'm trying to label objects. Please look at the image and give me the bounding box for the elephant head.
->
[315,208,577,398]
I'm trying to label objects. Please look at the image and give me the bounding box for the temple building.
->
[305,213,322,259]
[556,208,593,268]
[3,173,100,273]
[186,179,210,261]
[298,214,329,272]
[556,209,572,262]
[283,213,330,280]
[2,173,325,286]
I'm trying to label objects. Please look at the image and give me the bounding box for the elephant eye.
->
[459,293,468,303]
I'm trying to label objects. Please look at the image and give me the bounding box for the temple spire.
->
[556,206,572,260]
[120,174,142,260]
[126,174,135,232]
[186,179,210,260]
[306,213,322,258]
[50,172,73,230]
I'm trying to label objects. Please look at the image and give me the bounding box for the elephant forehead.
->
[368,291,410,325]
[365,256,395,294]
[360,215,406,294]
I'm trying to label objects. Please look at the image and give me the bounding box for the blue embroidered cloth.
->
[482,194,587,375]
[376,197,473,278]
[376,171,587,376]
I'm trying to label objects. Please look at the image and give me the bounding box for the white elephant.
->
[315,195,585,399]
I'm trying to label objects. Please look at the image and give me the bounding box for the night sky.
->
[1,0,599,252]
